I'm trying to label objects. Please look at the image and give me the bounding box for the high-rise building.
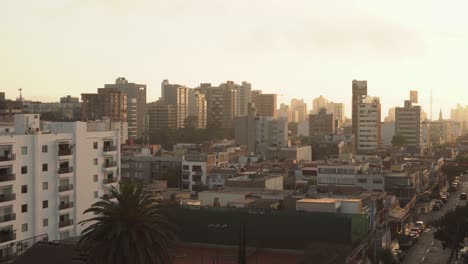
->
[0,114,120,243]
[384,107,396,123]
[290,99,308,123]
[250,90,262,106]
[161,80,189,129]
[395,100,422,156]
[197,83,238,128]
[357,96,381,153]
[188,90,207,129]
[325,102,345,126]
[278,103,292,123]
[81,88,127,123]
[253,94,277,117]
[410,90,418,104]
[147,99,177,130]
[352,80,368,141]
[309,108,335,135]
[224,81,251,116]
[312,95,328,114]
[104,77,146,140]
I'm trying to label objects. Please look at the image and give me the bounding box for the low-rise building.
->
[182,152,229,192]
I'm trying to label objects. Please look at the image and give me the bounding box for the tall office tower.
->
[312,95,328,114]
[290,99,308,123]
[253,94,277,117]
[356,96,381,153]
[81,88,127,122]
[161,80,189,129]
[0,114,120,244]
[384,107,396,123]
[451,104,468,134]
[309,108,335,135]
[147,99,177,130]
[352,80,368,141]
[325,102,345,124]
[395,100,422,156]
[278,103,292,123]
[104,77,146,140]
[221,81,251,116]
[410,90,418,104]
[197,83,238,128]
[188,90,207,129]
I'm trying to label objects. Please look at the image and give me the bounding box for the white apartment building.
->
[317,162,384,192]
[0,114,120,255]
[181,152,229,192]
[357,96,381,153]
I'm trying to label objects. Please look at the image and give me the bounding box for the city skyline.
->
[3,0,468,118]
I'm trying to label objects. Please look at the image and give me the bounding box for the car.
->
[409,231,419,242]
[411,227,422,234]
[415,221,425,230]
[461,193,467,200]
[441,195,448,203]
[432,203,441,211]
[434,200,444,207]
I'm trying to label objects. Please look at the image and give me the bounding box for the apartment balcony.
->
[58,167,73,175]
[58,184,74,193]
[193,171,203,177]
[103,177,118,184]
[102,145,117,153]
[58,149,72,157]
[58,202,74,210]
[0,214,15,223]
[0,231,15,243]
[0,154,15,163]
[0,174,15,183]
[58,219,74,228]
[102,161,118,171]
[0,194,15,203]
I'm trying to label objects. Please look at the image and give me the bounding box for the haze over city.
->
[3,0,468,117]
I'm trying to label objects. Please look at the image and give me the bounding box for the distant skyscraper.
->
[309,108,335,135]
[188,90,207,129]
[161,80,189,129]
[395,99,422,156]
[312,95,328,114]
[384,107,396,123]
[357,96,381,153]
[147,99,177,130]
[410,90,418,104]
[198,83,238,128]
[278,103,292,123]
[290,99,308,123]
[250,90,262,106]
[104,77,147,140]
[81,88,127,123]
[253,94,277,117]
[352,80,368,141]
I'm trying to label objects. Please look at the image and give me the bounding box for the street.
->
[402,175,468,264]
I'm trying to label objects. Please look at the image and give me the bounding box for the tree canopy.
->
[433,204,468,256]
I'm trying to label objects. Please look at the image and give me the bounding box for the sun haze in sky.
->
[2,0,468,118]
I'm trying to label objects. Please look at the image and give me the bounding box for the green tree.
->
[78,182,176,264]
[391,134,406,147]
[433,204,468,260]
[441,164,462,183]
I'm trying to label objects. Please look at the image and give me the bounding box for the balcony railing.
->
[58,149,72,156]
[58,184,74,192]
[58,202,74,210]
[58,219,74,228]
[0,214,15,223]
[0,154,15,162]
[0,232,15,243]
[0,174,15,182]
[58,167,73,174]
[103,178,118,184]
[103,161,118,168]
[0,194,16,203]
[103,145,117,152]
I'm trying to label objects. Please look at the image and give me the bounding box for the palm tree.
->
[78,182,176,264]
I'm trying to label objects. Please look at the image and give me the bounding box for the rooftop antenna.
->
[430,89,433,121]
[18,88,23,101]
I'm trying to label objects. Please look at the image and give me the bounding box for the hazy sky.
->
[2,0,468,118]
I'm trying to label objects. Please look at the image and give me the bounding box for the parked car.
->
[434,200,444,207]
[415,221,425,230]
[432,203,441,211]
[441,195,448,203]
[411,227,422,234]
[392,249,405,263]
[409,231,420,243]
[460,192,467,200]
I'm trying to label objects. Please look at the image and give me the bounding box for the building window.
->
[94,191,98,198]
[22,223,28,232]
[21,146,27,155]
[42,163,48,172]
[42,145,48,153]
[21,166,27,174]
[43,218,48,227]
[93,158,98,165]
[21,185,28,194]
[42,182,48,190]
[21,204,28,213]
[93,175,98,182]
[93,142,98,149]
[42,200,48,209]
